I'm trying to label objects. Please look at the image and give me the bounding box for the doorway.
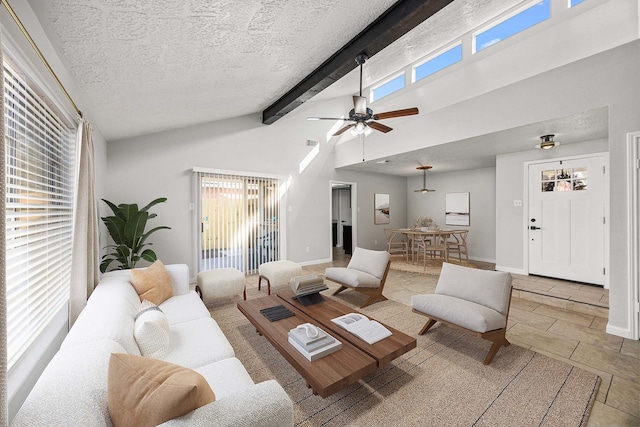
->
[196,171,281,274]
[330,181,357,260]
[628,131,639,340]
[527,154,607,285]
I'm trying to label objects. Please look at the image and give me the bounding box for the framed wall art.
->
[445,192,470,226]
[374,193,390,224]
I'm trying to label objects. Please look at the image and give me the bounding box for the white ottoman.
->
[196,268,246,303]
[258,260,302,295]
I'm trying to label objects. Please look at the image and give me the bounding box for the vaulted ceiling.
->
[26,0,525,141]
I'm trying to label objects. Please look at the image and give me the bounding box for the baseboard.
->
[606,324,634,339]
[469,256,496,263]
[495,265,526,275]
[298,258,332,266]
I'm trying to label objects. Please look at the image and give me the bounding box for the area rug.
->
[389,254,477,276]
[208,287,600,427]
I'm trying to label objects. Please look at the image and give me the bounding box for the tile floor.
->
[280,249,640,427]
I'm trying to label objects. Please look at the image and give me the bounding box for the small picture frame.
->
[374,193,390,224]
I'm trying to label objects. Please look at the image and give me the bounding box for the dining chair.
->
[384,228,408,261]
[447,230,469,263]
[411,234,429,265]
[420,233,447,264]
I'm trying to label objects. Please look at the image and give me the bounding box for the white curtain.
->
[0,26,8,427]
[69,118,99,327]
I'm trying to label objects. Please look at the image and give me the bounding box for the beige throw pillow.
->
[134,300,170,358]
[129,260,173,305]
[108,353,216,427]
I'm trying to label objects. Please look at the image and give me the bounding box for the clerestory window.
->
[474,0,551,53]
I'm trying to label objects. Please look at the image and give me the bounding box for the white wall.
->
[407,167,496,262]
[333,0,638,166]
[106,115,407,278]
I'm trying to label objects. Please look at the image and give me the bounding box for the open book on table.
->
[330,313,392,345]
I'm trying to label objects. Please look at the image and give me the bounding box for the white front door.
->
[528,156,605,285]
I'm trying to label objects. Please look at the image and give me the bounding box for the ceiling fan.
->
[414,166,436,193]
[307,53,419,136]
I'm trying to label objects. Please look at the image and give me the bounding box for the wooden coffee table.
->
[237,291,416,397]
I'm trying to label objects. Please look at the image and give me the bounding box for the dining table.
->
[389,228,458,263]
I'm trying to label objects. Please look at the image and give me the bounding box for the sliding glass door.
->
[197,171,280,274]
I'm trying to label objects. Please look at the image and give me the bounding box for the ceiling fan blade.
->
[307,117,348,121]
[368,121,393,133]
[353,96,367,115]
[333,123,356,136]
[373,107,419,120]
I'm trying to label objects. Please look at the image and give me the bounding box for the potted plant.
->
[100,197,171,273]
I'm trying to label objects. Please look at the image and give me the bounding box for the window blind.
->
[198,172,280,274]
[4,61,76,368]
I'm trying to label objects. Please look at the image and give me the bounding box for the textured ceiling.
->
[27,0,397,140]
[26,0,524,141]
[25,0,609,176]
[339,107,610,176]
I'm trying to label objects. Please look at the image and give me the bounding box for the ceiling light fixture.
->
[536,134,559,149]
[350,121,373,136]
[414,166,435,193]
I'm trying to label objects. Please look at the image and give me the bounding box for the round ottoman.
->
[258,260,302,295]
[196,268,246,303]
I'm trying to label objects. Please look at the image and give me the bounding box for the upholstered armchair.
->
[411,262,513,365]
[325,247,391,308]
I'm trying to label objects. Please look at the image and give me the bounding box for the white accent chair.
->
[325,247,391,308]
[411,262,513,365]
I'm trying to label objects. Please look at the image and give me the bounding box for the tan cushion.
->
[108,353,215,427]
[130,260,173,305]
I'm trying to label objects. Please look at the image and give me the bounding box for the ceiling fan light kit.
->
[307,53,419,137]
[415,165,435,193]
[536,134,559,149]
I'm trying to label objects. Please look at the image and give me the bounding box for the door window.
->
[541,167,588,192]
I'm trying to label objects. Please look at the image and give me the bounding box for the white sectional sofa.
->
[12,264,294,426]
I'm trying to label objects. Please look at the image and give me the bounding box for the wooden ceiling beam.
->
[261,0,454,125]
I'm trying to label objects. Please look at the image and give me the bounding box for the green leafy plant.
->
[100,197,171,273]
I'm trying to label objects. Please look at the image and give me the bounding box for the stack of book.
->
[289,275,328,306]
[289,275,327,296]
[288,323,342,361]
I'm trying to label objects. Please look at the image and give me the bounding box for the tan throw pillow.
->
[129,260,173,305]
[134,300,170,359]
[108,353,216,427]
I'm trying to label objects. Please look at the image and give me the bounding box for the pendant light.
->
[414,166,435,193]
